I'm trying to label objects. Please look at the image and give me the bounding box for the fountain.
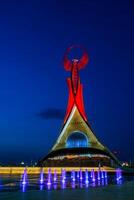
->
[61,171,66,189]
[22,168,27,185]
[92,169,95,182]
[61,169,66,183]
[80,169,83,180]
[22,184,26,192]
[71,180,75,189]
[64,169,66,179]
[97,169,100,181]
[71,170,75,181]
[40,184,43,191]
[104,170,107,179]
[101,170,104,179]
[85,169,89,184]
[54,169,57,182]
[77,170,79,178]
[101,178,105,186]
[97,180,101,186]
[116,168,122,181]
[54,184,57,190]
[105,177,108,185]
[39,168,44,184]
[47,168,51,185]
[90,169,92,178]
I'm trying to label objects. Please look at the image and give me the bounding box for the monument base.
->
[39,147,119,168]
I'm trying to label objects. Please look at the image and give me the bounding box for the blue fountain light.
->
[40,184,43,191]
[61,179,66,189]
[85,169,89,184]
[104,170,107,179]
[116,168,122,182]
[91,169,95,182]
[22,184,26,192]
[54,184,57,190]
[47,168,52,185]
[101,170,104,179]
[90,170,93,178]
[105,177,108,185]
[54,169,57,182]
[71,180,76,189]
[61,169,66,183]
[97,170,100,181]
[22,168,27,185]
[80,169,83,180]
[77,170,79,178]
[71,170,75,181]
[101,178,105,186]
[40,168,44,184]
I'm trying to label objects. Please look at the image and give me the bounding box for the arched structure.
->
[66,131,88,148]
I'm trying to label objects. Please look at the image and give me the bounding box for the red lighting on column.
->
[63,45,89,123]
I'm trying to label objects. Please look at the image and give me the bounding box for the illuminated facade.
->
[39,46,120,167]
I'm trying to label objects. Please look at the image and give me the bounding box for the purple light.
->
[73,171,75,181]
[92,181,96,187]
[54,169,57,182]
[40,169,44,184]
[80,182,83,188]
[101,170,104,179]
[61,181,66,189]
[54,184,57,190]
[92,169,95,182]
[97,170,100,181]
[104,170,107,179]
[22,184,26,192]
[116,168,122,182]
[105,178,108,185]
[64,169,66,179]
[22,168,27,185]
[47,168,51,185]
[61,169,66,183]
[80,169,83,180]
[71,170,75,181]
[90,170,92,178]
[85,169,89,184]
[71,181,75,189]
[40,184,43,191]
[77,171,79,178]
[101,178,105,186]
[97,180,101,186]
[22,180,26,185]
[47,182,51,189]
[47,184,51,190]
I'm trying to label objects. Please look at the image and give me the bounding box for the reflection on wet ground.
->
[0,172,134,200]
[0,170,133,192]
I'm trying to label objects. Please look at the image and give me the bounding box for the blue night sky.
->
[0,0,134,165]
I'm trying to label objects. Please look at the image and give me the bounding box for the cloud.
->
[37,108,65,120]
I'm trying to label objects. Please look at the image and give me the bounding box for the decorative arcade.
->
[39,46,120,168]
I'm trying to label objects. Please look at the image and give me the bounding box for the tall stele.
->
[39,45,120,167]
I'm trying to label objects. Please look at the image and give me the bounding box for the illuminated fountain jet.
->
[22,168,27,185]
[61,169,66,183]
[47,168,52,185]
[85,169,89,184]
[54,169,57,182]
[40,168,44,184]
[71,170,75,182]
[116,168,122,184]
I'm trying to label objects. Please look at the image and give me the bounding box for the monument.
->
[39,46,120,167]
